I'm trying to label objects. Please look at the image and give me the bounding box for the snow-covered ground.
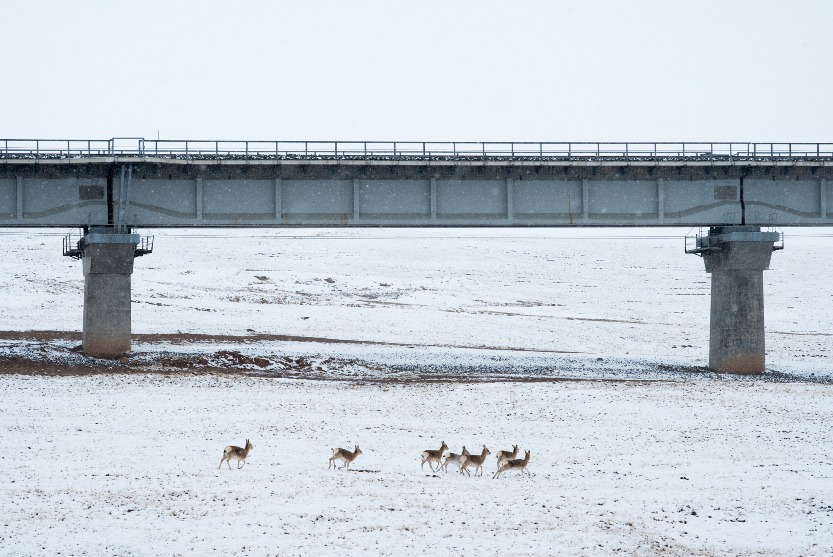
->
[1,375,831,556]
[0,227,831,555]
[0,227,831,374]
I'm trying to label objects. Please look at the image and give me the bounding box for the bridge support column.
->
[695,226,781,374]
[80,229,141,357]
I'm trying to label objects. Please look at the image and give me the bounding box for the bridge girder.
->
[0,158,831,228]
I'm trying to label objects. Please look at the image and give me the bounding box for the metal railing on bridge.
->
[685,227,785,256]
[2,139,833,162]
[62,227,154,259]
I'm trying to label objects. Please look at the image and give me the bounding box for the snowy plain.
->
[0,227,832,556]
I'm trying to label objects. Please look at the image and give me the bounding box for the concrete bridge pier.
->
[696,226,781,374]
[79,228,141,358]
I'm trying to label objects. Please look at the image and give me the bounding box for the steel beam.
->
[0,159,832,227]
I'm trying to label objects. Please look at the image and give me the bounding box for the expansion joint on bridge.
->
[740,176,746,225]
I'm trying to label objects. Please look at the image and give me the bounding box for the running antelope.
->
[328,445,363,470]
[495,445,519,469]
[219,439,253,470]
[420,441,448,472]
[460,445,491,477]
[439,446,469,473]
[493,450,531,479]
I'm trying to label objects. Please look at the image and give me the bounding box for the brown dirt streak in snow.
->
[562,316,645,324]
[0,356,127,376]
[0,357,669,385]
[771,331,833,337]
[0,330,580,354]
[0,330,82,342]
[454,309,648,325]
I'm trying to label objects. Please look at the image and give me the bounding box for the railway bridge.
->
[2,139,832,372]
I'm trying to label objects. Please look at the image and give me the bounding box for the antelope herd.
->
[433,442,531,479]
[219,439,531,478]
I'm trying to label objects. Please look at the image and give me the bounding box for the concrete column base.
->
[708,270,766,373]
[81,234,139,358]
[700,226,779,374]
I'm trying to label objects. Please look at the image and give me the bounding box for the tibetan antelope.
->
[328,445,363,470]
[493,450,531,479]
[439,446,469,473]
[495,445,519,470]
[460,445,491,477]
[420,441,448,472]
[219,439,253,470]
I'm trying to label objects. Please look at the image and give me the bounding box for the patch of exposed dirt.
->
[0,340,652,384]
[0,330,580,354]
[0,331,827,385]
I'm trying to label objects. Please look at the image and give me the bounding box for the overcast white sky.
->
[1,0,831,142]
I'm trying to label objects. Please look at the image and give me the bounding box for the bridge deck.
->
[2,140,832,228]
